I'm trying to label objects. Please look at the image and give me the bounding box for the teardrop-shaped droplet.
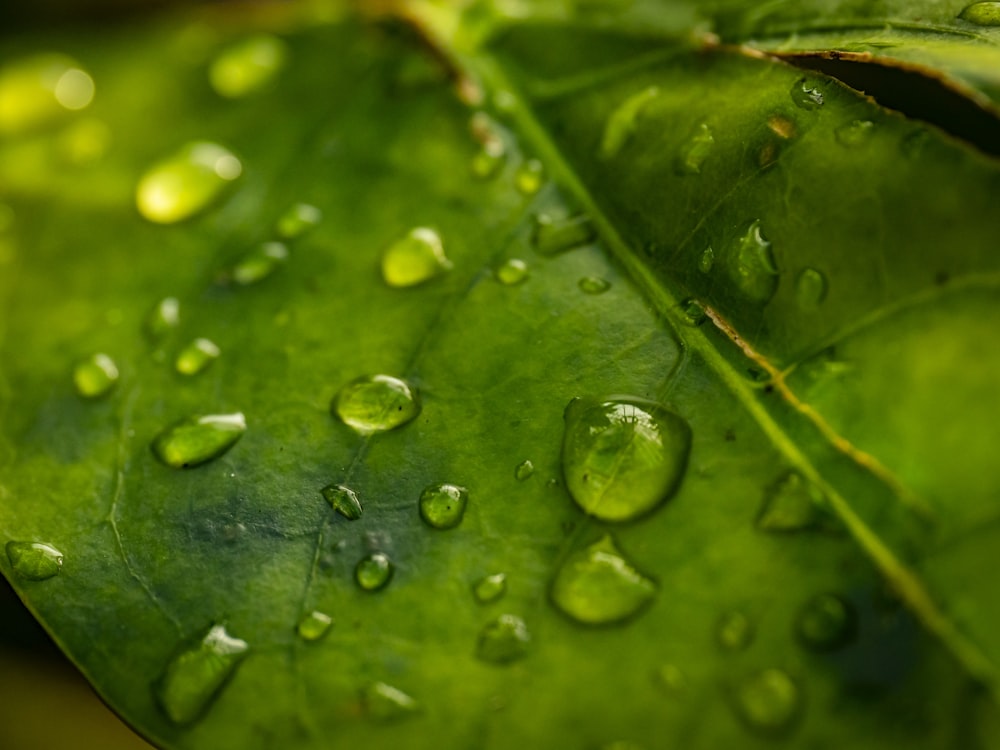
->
[562,396,691,522]
[321,484,363,520]
[600,86,660,159]
[550,535,656,625]
[515,159,544,195]
[514,459,535,481]
[231,242,288,286]
[726,220,779,303]
[155,624,248,726]
[791,79,824,110]
[471,140,506,180]
[381,227,452,288]
[960,2,1000,25]
[473,573,507,604]
[275,203,321,239]
[756,471,837,533]
[332,374,420,434]
[419,483,468,530]
[698,246,715,273]
[835,119,875,148]
[795,593,857,652]
[6,541,63,580]
[0,54,95,135]
[355,553,393,591]
[145,297,180,341]
[716,610,755,652]
[363,682,418,721]
[795,268,828,310]
[152,413,246,469]
[477,613,530,663]
[297,610,333,642]
[73,353,118,398]
[175,338,220,376]
[495,258,528,285]
[578,276,611,295]
[533,213,595,255]
[137,142,241,224]
[208,34,287,98]
[731,668,802,737]
[675,123,715,174]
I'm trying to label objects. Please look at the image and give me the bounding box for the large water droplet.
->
[321,484,363,520]
[145,297,180,341]
[514,459,535,481]
[495,258,528,286]
[332,374,420,434]
[550,535,656,625]
[600,86,660,159]
[209,34,288,98]
[297,610,333,642]
[716,610,755,652]
[562,396,691,522]
[381,227,451,287]
[473,573,507,604]
[175,338,220,376]
[960,2,1000,25]
[675,123,715,174]
[155,624,249,725]
[419,483,468,530]
[756,471,837,533]
[231,242,288,286]
[726,220,779,303]
[363,682,418,721]
[795,268,827,310]
[276,203,321,239]
[533,213,595,255]
[515,159,544,195]
[152,413,246,469]
[578,276,611,295]
[5,541,63,580]
[477,614,530,663]
[73,353,118,398]
[355,553,393,591]
[795,593,856,652]
[136,142,241,224]
[731,668,802,737]
[0,54,94,135]
[791,79,824,110]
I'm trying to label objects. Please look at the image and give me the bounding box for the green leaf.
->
[2,2,1000,749]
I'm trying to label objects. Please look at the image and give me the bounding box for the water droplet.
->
[600,85,660,159]
[795,268,827,310]
[698,246,715,273]
[731,668,802,737]
[514,459,535,481]
[562,396,691,522]
[321,484,363,520]
[716,610,755,652]
[477,613,530,663]
[332,374,420,435]
[835,119,875,147]
[0,54,94,135]
[231,242,288,286]
[679,298,706,326]
[363,682,418,721]
[175,338,220,376]
[355,553,393,591]
[145,297,180,340]
[756,471,836,533]
[795,593,856,652]
[791,79,824,110]
[297,610,333,641]
[578,276,611,295]
[419,483,468,530]
[675,123,715,175]
[155,624,249,726]
[381,227,452,287]
[495,258,528,285]
[209,34,288,98]
[533,213,595,255]
[151,413,246,469]
[960,2,1000,25]
[6,541,63,580]
[473,573,507,604]
[550,535,656,625]
[726,220,779,303]
[472,140,506,179]
[276,203,321,239]
[136,141,241,224]
[73,353,118,398]
[514,159,544,195]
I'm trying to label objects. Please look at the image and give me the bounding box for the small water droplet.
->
[795,268,827,310]
[0,54,94,135]
[472,140,506,179]
[562,396,691,522]
[698,246,715,273]
[514,159,544,195]
[795,593,856,652]
[533,213,595,255]
[419,483,468,530]
[321,484,363,520]
[600,85,660,159]
[716,610,755,652]
[175,338,220,376]
[514,459,535,481]
[675,123,715,175]
[550,535,656,625]
[151,413,246,469]
[276,203,321,239]
[136,142,241,224]
[355,552,393,591]
[73,353,118,398]
[578,276,611,294]
[495,258,528,285]
[381,227,452,287]
[726,220,779,303]
[960,1,1000,25]
[791,79,824,110]
[473,573,507,604]
[145,297,180,340]
[756,471,837,533]
[155,624,249,725]
[297,610,333,641]
[209,34,288,98]
[231,242,288,286]
[332,374,420,434]
[835,119,875,147]
[731,668,802,737]
[477,613,530,663]
[679,298,706,326]
[6,541,63,580]
[363,682,418,721]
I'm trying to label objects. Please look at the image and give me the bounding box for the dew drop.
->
[473,573,507,604]
[5,541,63,580]
[514,459,535,481]
[675,123,715,174]
[550,535,657,625]
[562,396,691,522]
[795,268,828,310]
[155,624,248,726]
[381,227,452,287]
[209,34,288,98]
[960,2,1000,25]
[514,159,544,195]
[698,246,715,273]
[73,353,119,398]
[151,413,246,469]
[472,140,506,179]
[136,142,241,224]
[332,374,420,434]
[600,85,660,159]
[795,593,857,652]
[726,220,779,303]
[419,483,468,530]
[297,610,333,642]
[495,258,529,285]
[363,682,418,721]
[791,79,824,110]
[835,119,875,147]
[145,297,180,340]
[533,213,595,255]
[679,298,706,326]
[756,471,836,533]
[716,610,755,652]
[355,553,393,591]
[175,338,220,376]
[477,614,530,663]
[578,276,611,295]
[321,484,363,520]
[276,203,321,239]
[0,54,94,135]
[231,242,288,286]
[731,668,802,737]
